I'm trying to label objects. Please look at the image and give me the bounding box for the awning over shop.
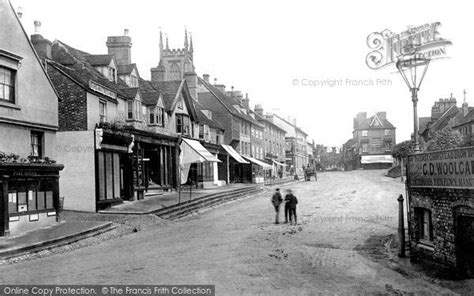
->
[221,144,249,164]
[243,156,273,170]
[361,155,394,164]
[181,138,221,164]
[272,160,287,167]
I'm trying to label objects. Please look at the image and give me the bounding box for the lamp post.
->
[396,56,430,152]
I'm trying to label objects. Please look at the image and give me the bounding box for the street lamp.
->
[396,56,430,152]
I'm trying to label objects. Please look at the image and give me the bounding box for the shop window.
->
[416,208,433,242]
[30,131,43,158]
[362,130,368,137]
[8,180,55,215]
[0,66,15,103]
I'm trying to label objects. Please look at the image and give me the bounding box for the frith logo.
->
[366,22,452,69]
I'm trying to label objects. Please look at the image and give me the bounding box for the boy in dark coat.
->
[271,188,283,224]
[285,189,298,225]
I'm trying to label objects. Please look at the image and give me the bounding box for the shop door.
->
[457,215,474,278]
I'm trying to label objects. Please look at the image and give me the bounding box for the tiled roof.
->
[194,101,224,130]
[418,117,431,134]
[198,78,263,127]
[254,111,286,133]
[454,108,474,126]
[117,64,137,75]
[120,88,139,100]
[49,41,129,100]
[151,80,182,111]
[355,114,395,129]
[85,54,114,66]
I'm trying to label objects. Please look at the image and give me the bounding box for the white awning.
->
[221,144,249,164]
[243,156,273,170]
[272,160,287,167]
[180,138,221,164]
[361,155,394,164]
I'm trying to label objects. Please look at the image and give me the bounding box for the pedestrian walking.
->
[271,188,283,224]
[285,189,298,225]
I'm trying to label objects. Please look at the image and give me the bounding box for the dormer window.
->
[108,67,116,82]
[130,75,138,88]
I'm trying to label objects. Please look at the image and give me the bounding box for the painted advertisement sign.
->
[366,22,452,69]
[407,147,474,189]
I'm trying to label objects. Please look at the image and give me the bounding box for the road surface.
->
[0,170,455,295]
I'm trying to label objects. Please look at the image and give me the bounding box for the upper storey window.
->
[0,66,15,103]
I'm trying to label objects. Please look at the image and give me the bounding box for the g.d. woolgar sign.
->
[407,147,474,189]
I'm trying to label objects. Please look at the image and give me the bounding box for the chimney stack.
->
[242,93,250,109]
[255,104,264,116]
[203,74,210,83]
[30,20,52,59]
[106,29,132,66]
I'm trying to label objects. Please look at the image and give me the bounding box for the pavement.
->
[100,178,298,215]
[0,179,297,260]
[0,220,114,260]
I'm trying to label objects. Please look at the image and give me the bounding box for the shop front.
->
[243,156,273,183]
[0,163,64,237]
[221,144,249,183]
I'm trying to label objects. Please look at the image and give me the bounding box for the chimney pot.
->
[203,74,210,83]
[17,7,23,19]
[34,20,41,34]
[124,29,129,36]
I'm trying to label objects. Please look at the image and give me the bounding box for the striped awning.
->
[221,144,249,164]
[243,156,273,170]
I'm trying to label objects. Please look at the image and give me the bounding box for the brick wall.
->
[48,66,88,131]
[408,187,474,268]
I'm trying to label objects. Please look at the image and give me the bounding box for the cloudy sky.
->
[10,0,474,147]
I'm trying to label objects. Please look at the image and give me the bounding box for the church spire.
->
[189,33,194,53]
[464,89,467,104]
[184,27,189,51]
[159,28,163,58]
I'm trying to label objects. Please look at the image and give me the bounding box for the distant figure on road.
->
[271,188,283,224]
[285,189,298,225]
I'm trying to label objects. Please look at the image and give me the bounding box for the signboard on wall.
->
[407,147,474,189]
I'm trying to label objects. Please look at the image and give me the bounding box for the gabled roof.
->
[138,78,197,120]
[355,114,395,130]
[120,87,140,100]
[198,78,263,128]
[418,117,431,134]
[85,54,114,66]
[48,40,130,101]
[151,80,183,111]
[429,104,459,131]
[118,63,139,76]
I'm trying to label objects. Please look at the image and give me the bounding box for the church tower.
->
[151,28,195,84]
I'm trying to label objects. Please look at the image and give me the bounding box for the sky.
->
[9,0,474,147]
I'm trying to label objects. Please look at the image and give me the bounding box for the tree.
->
[392,140,415,160]
[426,126,465,151]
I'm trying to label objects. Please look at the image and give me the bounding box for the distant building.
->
[419,94,473,142]
[350,112,396,169]
[197,76,270,183]
[266,114,308,175]
[254,104,287,177]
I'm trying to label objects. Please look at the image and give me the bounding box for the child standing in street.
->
[271,188,283,224]
[285,189,298,225]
